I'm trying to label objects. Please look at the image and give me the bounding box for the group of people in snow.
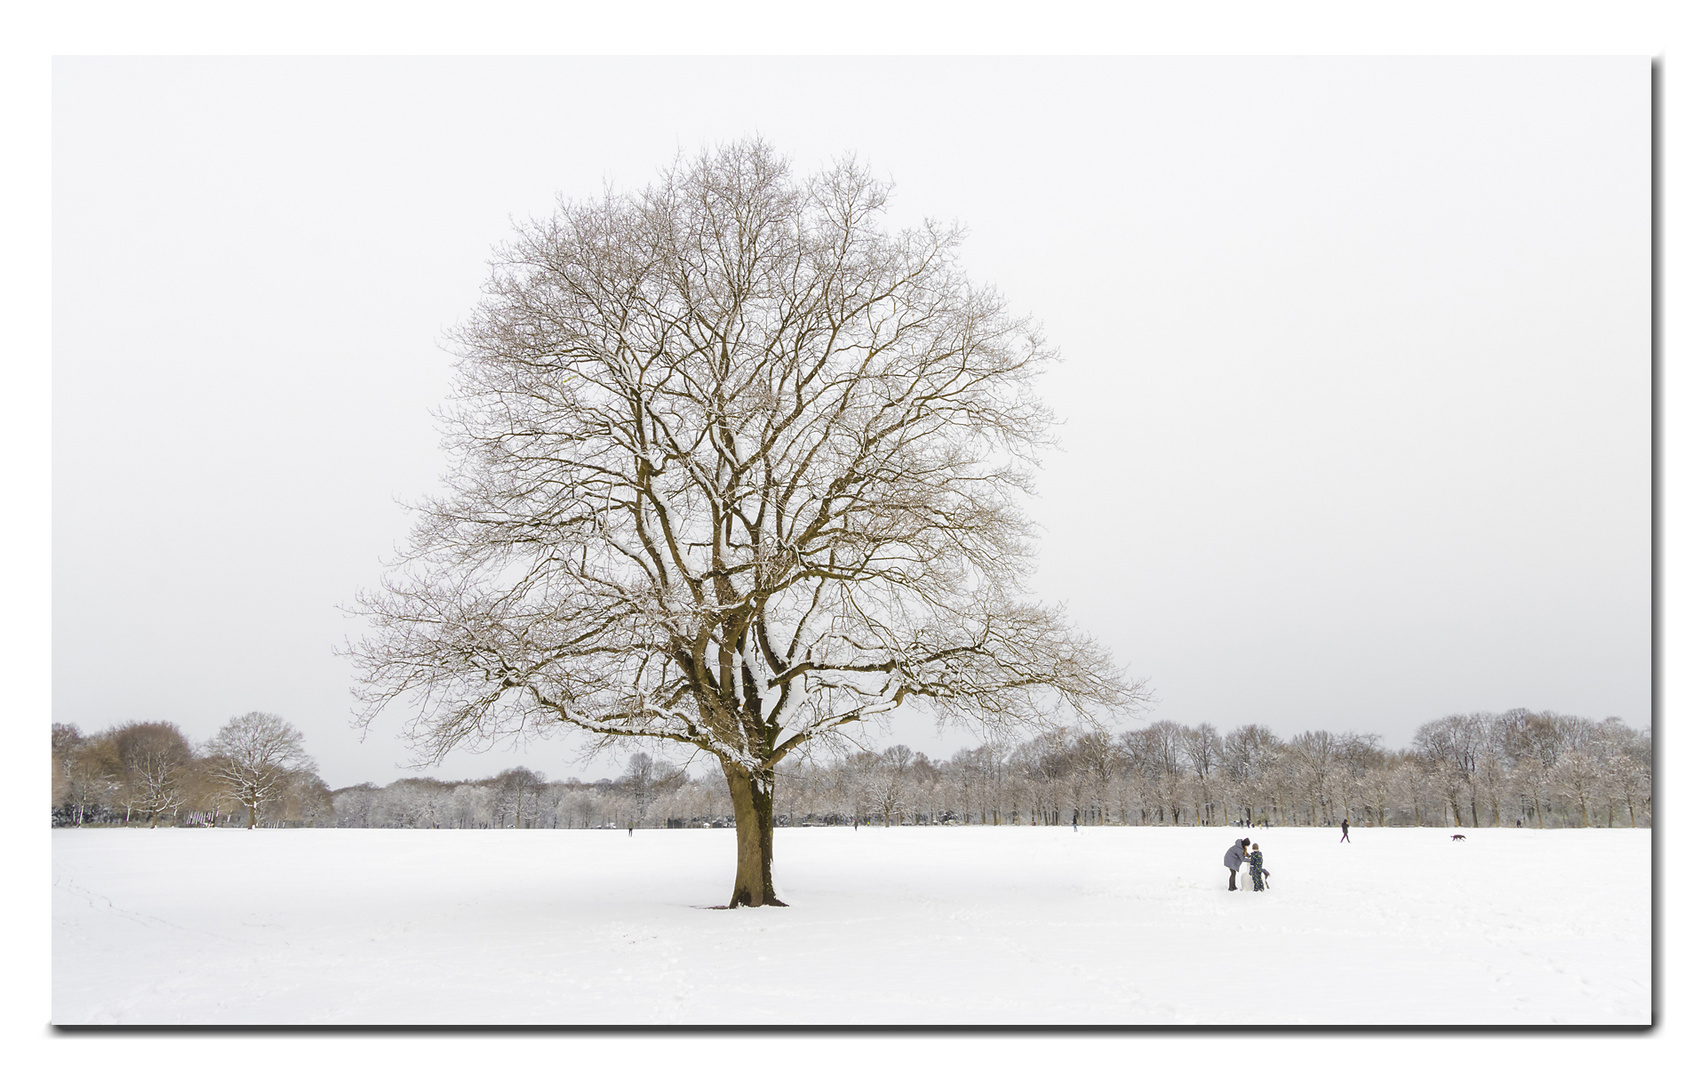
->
[1222,818,1357,891]
[1222,837,1270,892]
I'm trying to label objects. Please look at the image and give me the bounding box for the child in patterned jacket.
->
[1249,843,1270,891]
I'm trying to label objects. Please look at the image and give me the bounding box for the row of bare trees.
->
[308,709,1648,832]
[52,713,325,828]
[766,710,1649,830]
[55,709,1646,832]
[327,753,735,830]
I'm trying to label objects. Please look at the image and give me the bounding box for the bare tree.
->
[621,753,664,829]
[203,712,314,829]
[1554,750,1598,827]
[453,783,495,828]
[1123,721,1188,823]
[1288,730,1335,826]
[1601,722,1650,827]
[1182,723,1221,825]
[1390,756,1431,826]
[907,752,943,825]
[269,769,335,827]
[1332,731,1384,825]
[1413,716,1489,827]
[871,745,915,826]
[1223,723,1277,824]
[493,766,545,828]
[349,139,1143,905]
[112,721,194,827]
[1072,729,1115,826]
[54,725,120,825]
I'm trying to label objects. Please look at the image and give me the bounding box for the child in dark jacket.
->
[1249,843,1268,891]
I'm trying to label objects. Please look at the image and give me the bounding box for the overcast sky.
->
[52,57,1650,789]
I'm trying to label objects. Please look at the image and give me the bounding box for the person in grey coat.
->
[1223,838,1250,891]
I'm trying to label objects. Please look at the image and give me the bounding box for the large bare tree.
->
[350,139,1143,906]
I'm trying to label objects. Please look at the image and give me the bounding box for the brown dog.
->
[1451,834,1466,841]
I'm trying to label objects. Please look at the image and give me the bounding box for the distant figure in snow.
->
[1224,838,1250,891]
[1072,809,1079,832]
[1249,843,1267,891]
[1340,818,1350,843]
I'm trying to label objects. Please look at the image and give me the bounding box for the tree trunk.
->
[723,763,784,908]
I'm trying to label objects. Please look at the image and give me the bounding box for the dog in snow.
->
[1451,834,1466,841]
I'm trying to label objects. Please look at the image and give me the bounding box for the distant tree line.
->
[52,713,327,828]
[327,753,715,830]
[53,709,1649,830]
[766,709,1650,831]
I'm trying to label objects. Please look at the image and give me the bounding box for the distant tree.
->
[1182,723,1222,825]
[1268,744,1306,826]
[907,753,943,825]
[871,745,916,826]
[1123,722,1188,824]
[1070,730,1114,826]
[493,767,546,828]
[269,769,335,827]
[1360,758,1394,827]
[621,753,662,828]
[453,783,495,828]
[1604,723,1651,827]
[841,750,882,828]
[1222,723,1275,823]
[52,724,84,823]
[1413,716,1489,827]
[203,712,314,829]
[1288,730,1335,826]
[111,721,195,827]
[1554,750,1597,827]
[332,782,380,827]
[177,754,230,825]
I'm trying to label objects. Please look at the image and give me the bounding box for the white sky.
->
[49,56,1652,788]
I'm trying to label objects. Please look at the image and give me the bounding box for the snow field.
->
[52,824,1650,1025]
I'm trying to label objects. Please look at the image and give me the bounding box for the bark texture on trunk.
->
[724,762,784,908]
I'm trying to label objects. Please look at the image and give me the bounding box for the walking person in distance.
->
[1340,817,1350,843]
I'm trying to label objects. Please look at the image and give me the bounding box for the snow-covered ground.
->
[52,824,1649,1025]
